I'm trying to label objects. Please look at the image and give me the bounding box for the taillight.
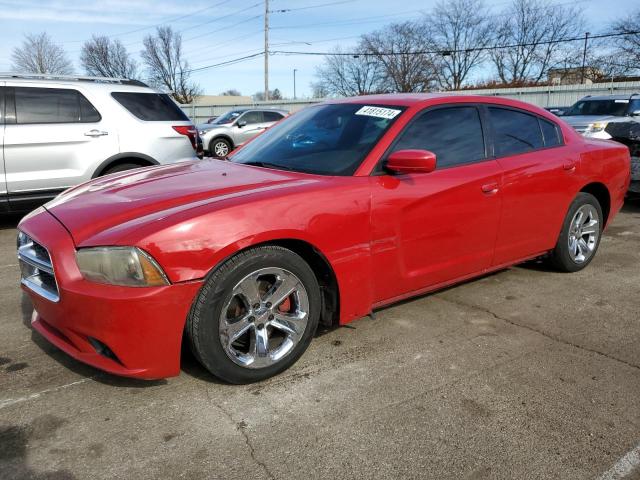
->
[173,125,198,151]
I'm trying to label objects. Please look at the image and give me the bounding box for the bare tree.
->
[314,45,385,97]
[141,26,201,104]
[220,89,242,96]
[11,32,73,75]
[490,0,585,84]
[361,21,438,92]
[427,0,493,90]
[81,36,137,79]
[310,81,330,98]
[609,8,640,75]
[253,89,282,101]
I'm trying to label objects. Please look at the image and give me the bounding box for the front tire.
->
[209,138,232,158]
[187,246,321,384]
[549,192,603,272]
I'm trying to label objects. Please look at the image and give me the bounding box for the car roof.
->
[1,76,159,93]
[579,94,639,101]
[328,93,556,113]
[231,108,288,114]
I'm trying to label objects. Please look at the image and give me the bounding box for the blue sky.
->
[0,0,636,98]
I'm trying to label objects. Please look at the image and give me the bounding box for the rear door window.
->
[390,106,486,168]
[263,111,284,122]
[489,107,544,156]
[14,87,100,124]
[111,92,189,121]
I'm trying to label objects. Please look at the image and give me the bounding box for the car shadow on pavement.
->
[621,196,640,213]
[0,213,23,230]
[20,293,167,389]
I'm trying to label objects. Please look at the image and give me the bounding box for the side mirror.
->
[631,110,640,117]
[386,149,437,175]
[236,120,247,128]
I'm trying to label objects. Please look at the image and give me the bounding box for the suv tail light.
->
[173,125,198,151]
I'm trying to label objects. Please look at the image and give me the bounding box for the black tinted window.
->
[489,108,543,156]
[540,118,561,147]
[15,87,81,124]
[240,111,263,124]
[391,107,485,168]
[263,111,284,122]
[111,92,189,121]
[79,94,101,122]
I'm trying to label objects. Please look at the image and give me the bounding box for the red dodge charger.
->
[17,94,630,383]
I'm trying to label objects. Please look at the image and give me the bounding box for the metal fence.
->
[181,81,640,124]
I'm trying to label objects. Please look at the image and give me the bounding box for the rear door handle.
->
[563,160,576,171]
[481,182,499,195]
[84,129,108,137]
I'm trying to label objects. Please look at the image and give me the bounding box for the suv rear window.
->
[111,92,189,121]
[14,87,101,124]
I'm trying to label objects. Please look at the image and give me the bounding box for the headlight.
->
[586,122,608,133]
[76,247,169,287]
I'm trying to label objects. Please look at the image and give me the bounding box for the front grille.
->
[17,232,60,302]
[572,125,588,134]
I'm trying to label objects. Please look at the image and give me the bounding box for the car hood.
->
[561,115,618,126]
[45,160,316,245]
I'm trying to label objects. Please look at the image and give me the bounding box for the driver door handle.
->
[84,129,108,137]
[481,182,499,195]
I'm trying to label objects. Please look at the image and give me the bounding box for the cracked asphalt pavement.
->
[1,199,639,480]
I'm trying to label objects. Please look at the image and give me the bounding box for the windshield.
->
[212,110,243,124]
[230,103,404,175]
[565,99,629,117]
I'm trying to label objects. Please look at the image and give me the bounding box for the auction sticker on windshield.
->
[355,106,402,119]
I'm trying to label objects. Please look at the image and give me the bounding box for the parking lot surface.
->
[1,200,639,480]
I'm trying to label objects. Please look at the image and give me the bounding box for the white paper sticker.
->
[614,99,629,103]
[355,106,401,119]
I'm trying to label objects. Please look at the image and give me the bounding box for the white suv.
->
[0,74,200,213]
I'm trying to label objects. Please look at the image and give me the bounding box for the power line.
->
[187,51,264,73]
[270,30,640,57]
[62,0,236,44]
[270,0,358,13]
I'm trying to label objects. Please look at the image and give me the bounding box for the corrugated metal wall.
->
[181,81,640,124]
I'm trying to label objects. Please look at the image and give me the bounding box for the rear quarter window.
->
[111,92,189,121]
[539,118,562,147]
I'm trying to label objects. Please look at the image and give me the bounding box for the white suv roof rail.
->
[0,72,148,87]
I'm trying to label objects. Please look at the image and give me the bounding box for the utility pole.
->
[293,69,297,99]
[264,0,269,101]
[581,32,590,85]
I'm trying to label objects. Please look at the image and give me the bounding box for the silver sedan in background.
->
[198,108,288,158]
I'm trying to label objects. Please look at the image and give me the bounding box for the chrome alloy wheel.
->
[219,267,309,369]
[568,204,600,264]
[213,141,229,157]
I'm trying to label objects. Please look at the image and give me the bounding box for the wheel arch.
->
[200,238,340,328]
[208,134,235,151]
[92,153,158,178]
[580,182,611,226]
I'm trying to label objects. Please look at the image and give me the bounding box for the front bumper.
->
[19,209,203,379]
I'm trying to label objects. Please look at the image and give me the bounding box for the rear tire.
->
[187,246,321,384]
[549,192,603,272]
[101,162,144,176]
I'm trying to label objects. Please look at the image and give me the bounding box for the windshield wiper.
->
[240,161,295,171]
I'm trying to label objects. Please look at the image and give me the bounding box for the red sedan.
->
[18,94,630,383]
